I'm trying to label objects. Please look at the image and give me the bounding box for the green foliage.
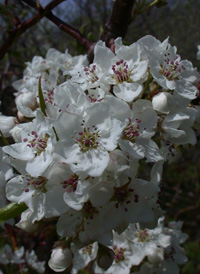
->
[182,242,200,274]
[0,202,28,223]
[38,76,47,117]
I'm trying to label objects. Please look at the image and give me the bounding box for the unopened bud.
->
[97,244,114,271]
[48,246,72,272]
[155,0,168,8]
[16,210,39,233]
[0,115,16,137]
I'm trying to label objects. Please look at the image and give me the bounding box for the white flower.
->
[25,250,45,273]
[161,107,197,145]
[94,232,133,274]
[48,247,72,272]
[16,209,39,232]
[46,162,90,211]
[124,218,171,266]
[94,39,148,102]
[6,165,69,222]
[15,92,37,118]
[54,80,90,115]
[149,42,199,99]
[119,100,163,162]
[3,110,56,177]
[53,101,124,177]
[71,242,98,274]
[0,245,25,265]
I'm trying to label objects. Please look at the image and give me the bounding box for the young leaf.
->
[38,75,47,117]
[0,130,9,146]
[0,202,28,223]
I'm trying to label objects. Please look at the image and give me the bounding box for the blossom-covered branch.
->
[0,0,66,60]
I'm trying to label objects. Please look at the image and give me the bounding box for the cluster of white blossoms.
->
[0,35,199,273]
[0,244,45,273]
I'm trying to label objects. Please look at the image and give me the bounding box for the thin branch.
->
[0,0,65,60]
[101,0,136,47]
[22,0,92,51]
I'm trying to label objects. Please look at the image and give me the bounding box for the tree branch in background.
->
[101,0,136,48]
[22,0,93,51]
[0,0,65,60]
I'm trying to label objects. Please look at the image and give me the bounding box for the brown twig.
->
[175,205,199,221]
[0,0,66,60]
[101,0,136,47]
[22,0,93,51]
[5,223,18,250]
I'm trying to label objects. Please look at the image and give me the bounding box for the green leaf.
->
[52,126,59,141]
[77,270,90,274]
[149,0,168,8]
[0,130,9,146]
[155,0,168,8]
[38,76,47,117]
[0,202,28,223]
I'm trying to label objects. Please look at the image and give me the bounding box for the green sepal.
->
[0,130,9,146]
[38,76,47,117]
[0,202,28,223]
[149,0,168,8]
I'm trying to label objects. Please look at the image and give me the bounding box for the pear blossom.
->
[125,218,171,266]
[0,115,16,137]
[25,250,45,273]
[94,39,148,102]
[0,245,25,265]
[161,107,197,145]
[0,35,197,274]
[48,246,73,272]
[119,100,163,162]
[53,101,125,177]
[2,110,56,177]
[142,36,199,99]
[71,242,98,274]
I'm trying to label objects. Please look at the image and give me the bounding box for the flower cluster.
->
[0,35,199,273]
[0,244,45,273]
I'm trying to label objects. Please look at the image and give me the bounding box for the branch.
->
[101,0,136,47]
[0,0,66,60]
[22,0,92,51]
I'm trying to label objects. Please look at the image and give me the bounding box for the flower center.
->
[159,53,185,81]
[60,174,78,192]
[135,229,150,242]
[113,245,126,262]
[164,246,176,261]
[43,89,55,105]
[82,244,93,255]
[24,131,49,155]
[122,118,141,142]
[24,175,47,193]
[112,59,132,84]
[84,65,99,83]
[83,201,98,220]
[74,123,100,153]
[112,182,138,212]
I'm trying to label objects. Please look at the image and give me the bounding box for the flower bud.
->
[152,92,173,113]
[0,115,16,137]
[48,246,72,272]
[97,244,114,271]
[16,210,39,233]
[16,92,37,110]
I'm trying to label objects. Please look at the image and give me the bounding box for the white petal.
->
[113,82,143,102]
